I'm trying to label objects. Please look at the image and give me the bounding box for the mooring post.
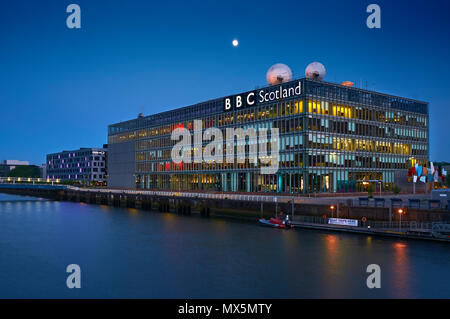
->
[260,201,263,218]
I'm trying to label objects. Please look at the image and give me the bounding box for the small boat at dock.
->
[258,216,294,229]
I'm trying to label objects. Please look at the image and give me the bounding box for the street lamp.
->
[398,208,405,232]
[291,197,295,220]
[330,205,336,218]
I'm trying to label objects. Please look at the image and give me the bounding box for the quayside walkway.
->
[290,215,450,242]
[66,185,438,204]
[1,183,449,242]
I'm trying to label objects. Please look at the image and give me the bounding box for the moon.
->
[232,39,239,47]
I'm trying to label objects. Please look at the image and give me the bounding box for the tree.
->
[392,184,401,194]
[8,165,40,178]
[367,184,374,198]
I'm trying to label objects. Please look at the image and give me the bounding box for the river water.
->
[0,193,448,298]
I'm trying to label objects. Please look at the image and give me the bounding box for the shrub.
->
[393,184,401,194]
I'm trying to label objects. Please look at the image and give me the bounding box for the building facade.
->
[0,160,30,177]
[108,78,429,193]
[46,148,107,184]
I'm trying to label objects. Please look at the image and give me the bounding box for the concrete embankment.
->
[290,221,450,242]
[0,184,449,242]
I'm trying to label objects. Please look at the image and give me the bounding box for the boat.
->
[258,217,294,229]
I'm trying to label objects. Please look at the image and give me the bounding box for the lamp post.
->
[398,208,405,232]
[275,199,278,218]
[330,205,336,218]
[291,197,295,220]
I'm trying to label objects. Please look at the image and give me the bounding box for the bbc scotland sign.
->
[223,81,302,112]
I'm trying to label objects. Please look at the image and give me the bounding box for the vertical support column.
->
[246,172,251,193]
[221,173,226,192]
[289,173,292,193]
[333,171,337,193]
[389,206,392,228]
[304,172,309,195]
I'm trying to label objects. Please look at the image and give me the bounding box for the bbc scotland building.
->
[107,77,429,194]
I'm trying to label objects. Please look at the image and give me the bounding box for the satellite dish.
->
[266,63,293,85]
[305,62,326,80]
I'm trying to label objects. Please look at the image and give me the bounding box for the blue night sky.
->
[0,0,449,164]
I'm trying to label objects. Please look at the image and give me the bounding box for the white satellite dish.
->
[305,62,326,80]
[266,63,293,85]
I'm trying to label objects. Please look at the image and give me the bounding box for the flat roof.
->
[47,148,106,156]
[109,77,428,131]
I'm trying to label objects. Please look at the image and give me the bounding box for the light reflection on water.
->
[0,194,449,298]
[390,242,412,298]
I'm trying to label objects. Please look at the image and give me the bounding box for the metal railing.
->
[66,186,279,203]
[0,177,61,184]
[1,181,448,210]
[364,220,435,230]
[292,214,446,231]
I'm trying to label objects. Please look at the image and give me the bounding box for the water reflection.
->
[325,234,338,257]
[99,205,110,212]
[127,208,139,217]
[390,241,412,298]
[0,194,449,298]
[319,234,343,297]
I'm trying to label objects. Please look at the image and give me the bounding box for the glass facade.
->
[108,78,429,193]
[46,148,107,182]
